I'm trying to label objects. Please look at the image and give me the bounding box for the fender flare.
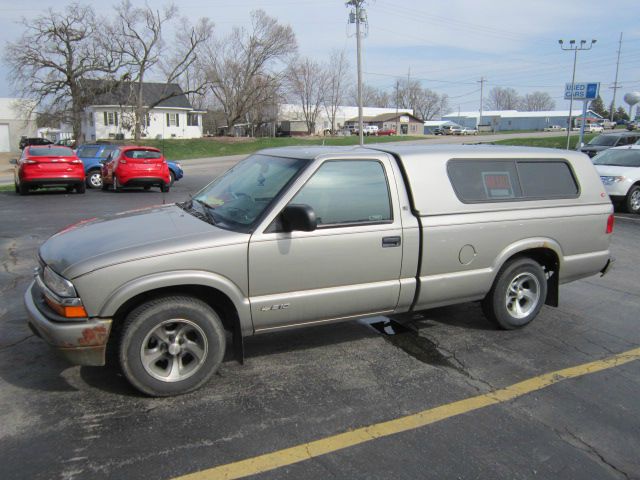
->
[98,270,253,336]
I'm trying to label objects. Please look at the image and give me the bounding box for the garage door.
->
[0,124,10,152]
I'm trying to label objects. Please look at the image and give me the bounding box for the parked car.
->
[459,128,478,136]
[579,131,640,157]
[55,138,76,148]
[25,145,613,395]
[583,124,604,133]
[100,146,171,192]
[363,125,379,136]
[543,125,567,132]
[442,125,462,135]
[627,121,638,131]
[593,145,640,214]
[13,145,85,195]
[377,128,396,136]
[19,137,54,150]
[76,143,183,189]
[432,127,444,135]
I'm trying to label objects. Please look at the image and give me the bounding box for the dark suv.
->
[579,131,640,158]
[19,137,54,150]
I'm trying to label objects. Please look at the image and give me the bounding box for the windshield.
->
[588,136,618,146]
[593,149,640,167]
[191,154,308,231]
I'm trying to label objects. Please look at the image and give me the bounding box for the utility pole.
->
[559,39,597,150]
[478,76,486,128]
[346,1,368,147]
[610,32,623,122]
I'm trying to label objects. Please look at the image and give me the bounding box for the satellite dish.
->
[624,92,640,106]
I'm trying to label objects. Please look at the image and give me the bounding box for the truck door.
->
[248,158,403,332]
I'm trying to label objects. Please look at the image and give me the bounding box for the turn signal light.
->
[606,214,614,234]
[45,297,88,318]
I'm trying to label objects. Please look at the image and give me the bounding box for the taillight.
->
[119,158,127,164]
[25,159,38,164]
[606,214,614,234]
[71,159,83,164]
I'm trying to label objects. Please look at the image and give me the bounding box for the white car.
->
[544,125,567,132]
[584,124,604,133]
[593,145,640,214]
[460,128,478,135]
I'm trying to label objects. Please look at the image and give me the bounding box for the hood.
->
[40,204,248,279]
[581,145,609,153]
[594,165,640,177]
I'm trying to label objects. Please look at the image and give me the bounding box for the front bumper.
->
[24,280,112,366]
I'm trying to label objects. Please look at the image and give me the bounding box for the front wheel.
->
[482,258,547,330]
[119,296,226,396]
[625,185,640,214]
[87,170,103,189]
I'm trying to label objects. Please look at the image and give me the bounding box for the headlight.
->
[600,176,625,186]
[43,266,77,298]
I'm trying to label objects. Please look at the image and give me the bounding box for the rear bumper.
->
[21,177,84,187]
[121,176,167,187]
[24,280,112,366]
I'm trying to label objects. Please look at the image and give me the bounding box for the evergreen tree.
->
[589,95,608,118]
[613,106,629,123]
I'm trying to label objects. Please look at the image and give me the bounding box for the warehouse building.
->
[441,109,604,131]
[345,112,424,135]
[0,98,37,152]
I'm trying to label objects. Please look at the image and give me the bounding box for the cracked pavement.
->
[0,157,639,480]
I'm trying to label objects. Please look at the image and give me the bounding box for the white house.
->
[0,98,38,152]
[80,82,204,142]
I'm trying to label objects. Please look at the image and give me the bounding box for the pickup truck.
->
[25,145,613,396]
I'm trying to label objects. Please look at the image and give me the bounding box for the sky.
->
[1,0,639,116]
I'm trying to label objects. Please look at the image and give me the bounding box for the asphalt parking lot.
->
[1,158,639,480]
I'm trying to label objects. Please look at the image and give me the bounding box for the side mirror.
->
[281,204,317,232]
[9,159,17,165]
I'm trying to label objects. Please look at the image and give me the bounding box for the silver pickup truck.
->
[25,145,614,396]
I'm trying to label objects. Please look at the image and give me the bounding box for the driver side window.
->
[290,160,392,227]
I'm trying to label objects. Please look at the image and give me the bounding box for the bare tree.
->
[323,50,349,134]
[486,87,520,111]
[519,91,555,111]
[286,57,327,134]
[111,1,212,139]
[4,3,121,144]
[348,84,391,107]
[204,10,296,135]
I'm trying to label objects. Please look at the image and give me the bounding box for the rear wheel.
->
[119,296,226,396]
[86,170,103,189]
[625,185,640,214]
[161,182,170,193]
[76,182,86,194]
[112,176,120,192]
[18,183,29,195]
[482,257,547,330]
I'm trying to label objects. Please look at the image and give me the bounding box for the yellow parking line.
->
[173,347,640,480]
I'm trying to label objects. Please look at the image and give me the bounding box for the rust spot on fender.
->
[78,325,108,347]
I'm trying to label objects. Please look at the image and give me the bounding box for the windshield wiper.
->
[193,198,217,225]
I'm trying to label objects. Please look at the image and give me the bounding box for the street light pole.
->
[559,39,596,150]
[346,1,368,147]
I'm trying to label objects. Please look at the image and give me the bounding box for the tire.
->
[143,185,151,191]
[101,181,109,191]
[65,186,74,193]
[482,257,547,330]
[625,185,640,214]
[14,182,18,194]
[86,170,103,189]
[112,176,120,192]
[161,182,170,193]
[76,182,86,194]
[168,171,175,187]
[119,296,226,396]
[18,183,29,195]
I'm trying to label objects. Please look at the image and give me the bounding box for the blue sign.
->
[565,82,600,100]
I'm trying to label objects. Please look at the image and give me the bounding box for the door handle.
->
[382,236,401,248]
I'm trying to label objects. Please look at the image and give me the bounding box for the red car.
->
[377,128,396,136]
[14,145,85,195]
[101,146,171,192]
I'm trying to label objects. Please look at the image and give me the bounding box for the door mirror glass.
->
[281,204,317,232]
